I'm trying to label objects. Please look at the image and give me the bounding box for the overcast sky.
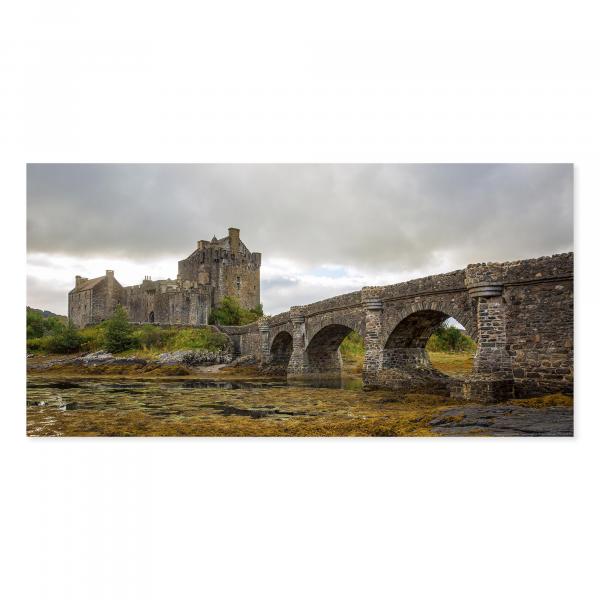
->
[27,164,573,316]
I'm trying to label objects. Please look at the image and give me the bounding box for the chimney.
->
[106,270,114,279]
[75,275,85,288]
[228,227,240,254]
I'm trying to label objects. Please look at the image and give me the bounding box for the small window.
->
[236,276,241,290]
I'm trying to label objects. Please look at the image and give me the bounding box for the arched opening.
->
[305,324,365,380]
[425,318,476,376]
[148,311,155,323]
[384,310,474,377]
[270,331,293,367]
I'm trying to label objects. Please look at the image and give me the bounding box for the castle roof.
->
[213,235,250,254]
[76,275,105,291]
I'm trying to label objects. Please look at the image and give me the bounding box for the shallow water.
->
[27,376,398,437]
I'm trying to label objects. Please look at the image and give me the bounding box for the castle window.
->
[236,276,241,290]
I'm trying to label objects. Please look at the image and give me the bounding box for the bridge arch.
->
[382,299,476,373]
[304,323,363,377]
[269,330,293,367]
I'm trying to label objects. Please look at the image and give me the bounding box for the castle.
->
[68,227,261,327]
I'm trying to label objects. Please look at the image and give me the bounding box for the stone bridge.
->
[220,253,573,402]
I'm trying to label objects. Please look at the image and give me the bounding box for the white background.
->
[1,2,599,599]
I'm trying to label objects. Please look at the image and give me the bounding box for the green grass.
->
[340,331,365,374]
[28,323,231,356]
[340,331,364,360]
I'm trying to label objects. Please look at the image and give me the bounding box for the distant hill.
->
[27,307,68,322]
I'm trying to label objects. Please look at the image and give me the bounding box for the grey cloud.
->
[27,164,573,273]
[27,276,69,317]
[262,276,300,290]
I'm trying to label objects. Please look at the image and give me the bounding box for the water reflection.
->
[292,377,364,391]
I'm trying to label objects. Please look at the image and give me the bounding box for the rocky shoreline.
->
[28,350,296,378]
[27,350,269,377]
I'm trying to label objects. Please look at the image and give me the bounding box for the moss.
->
[510,393,573,408]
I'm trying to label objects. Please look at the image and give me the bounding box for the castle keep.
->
[68,227,261,327]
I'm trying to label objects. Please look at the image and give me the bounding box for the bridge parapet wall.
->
[218,322,261,358]
[296,291,362,317]
[266,311,291,327]
[380,269,467,300]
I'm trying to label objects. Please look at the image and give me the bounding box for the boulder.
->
[157,349,233,366]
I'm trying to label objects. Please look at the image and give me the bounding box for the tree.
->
[427,324,476,353]
[26,307,65,339]
[45,321,83,353]
[26,308,46,339]
[104,305,135,353]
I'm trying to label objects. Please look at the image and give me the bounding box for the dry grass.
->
[510,393,573,408]
[428,351,474,375]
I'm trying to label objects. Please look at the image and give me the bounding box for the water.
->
[26,376,389,437]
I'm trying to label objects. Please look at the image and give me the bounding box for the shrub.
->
[134,325,174,350]
[44,322,84,353]
[209,296,264,326]
[104,305,136,353]
[79,323,107,352]
[167,328,230,352]
[26,337,45,352]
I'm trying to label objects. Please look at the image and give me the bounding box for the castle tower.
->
[177,227,261,311]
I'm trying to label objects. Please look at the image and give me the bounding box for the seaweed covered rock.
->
[157,349,233,366]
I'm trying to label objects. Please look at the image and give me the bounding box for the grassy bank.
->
[27,321,231,358]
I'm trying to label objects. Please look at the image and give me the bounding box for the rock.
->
[429,405,573,436]
[111,357,147,365]
[76,351,147,366]
[157,349,233,366]
[79,351,115,365]
[229,354,259,367]
[259,363,287,376]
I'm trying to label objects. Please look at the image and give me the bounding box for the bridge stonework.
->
[222,253,573,403]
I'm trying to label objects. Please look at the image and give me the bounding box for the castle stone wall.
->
[69,228,261,327]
